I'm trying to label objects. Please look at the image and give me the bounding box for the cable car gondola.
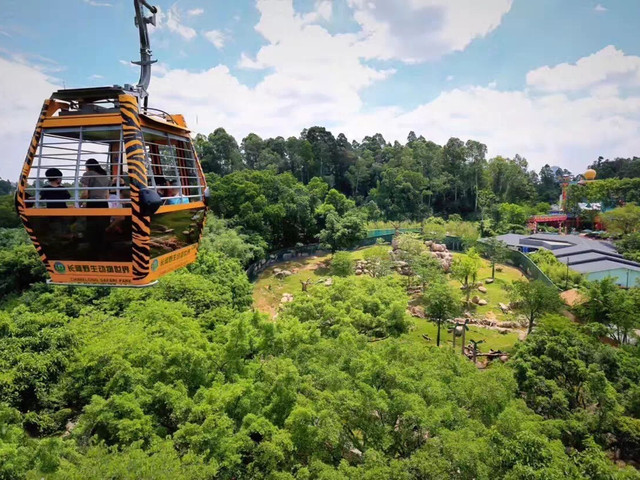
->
[15,0,207,287]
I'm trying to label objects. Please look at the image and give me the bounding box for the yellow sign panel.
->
[147,244,199,281]
[48,260,133,285]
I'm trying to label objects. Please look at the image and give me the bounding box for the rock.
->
[409,306,426,318]
[324,278,334,286]
[498,302,510,313]
[464,311,473,319]
[273,268,282,274]
[496,266,503,272]
[280,293,294,303]
[275,270,293,279]
[471,295,480,304]
[477,299,488,306]
[485,278,494,284]
[500,355,509,362]
[355,269,363,276]
[478,286,488,294]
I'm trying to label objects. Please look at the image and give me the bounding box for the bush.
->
[528,249,583,288]
[331,252,353,277]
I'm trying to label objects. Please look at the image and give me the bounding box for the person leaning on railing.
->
[80,158,110,208]
[40,168,71,208]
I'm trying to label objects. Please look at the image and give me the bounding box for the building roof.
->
[571,260,640,274]
[494,233,640,277]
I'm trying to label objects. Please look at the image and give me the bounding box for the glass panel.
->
[29,215,132,262]
[148,208,206,257]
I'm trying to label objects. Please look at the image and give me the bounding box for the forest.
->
[1,127,640,479]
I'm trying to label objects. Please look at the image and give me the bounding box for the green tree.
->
[602,203,640,235]
[451,249,482,304]
[480,237,510,279]
[422,280,460,346]
[331,251,353,277]
[362,245,392,278]
[0,194,20,228]
[0,243,47,297]
[195,128,244,175]
[510,280,562,334]
[318,211,366,253]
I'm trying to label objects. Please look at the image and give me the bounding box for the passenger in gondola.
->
[80,159,110,257]
[40,168,71,208]
[40,168,72,242]
[164,179,189,205]
[80,159,110,208]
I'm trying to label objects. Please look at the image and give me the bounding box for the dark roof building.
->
[495,233,640,288]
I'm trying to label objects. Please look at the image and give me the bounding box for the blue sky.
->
[1,0,640,179]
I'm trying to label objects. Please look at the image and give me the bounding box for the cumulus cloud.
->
[348,0,513,62]
[155,4,197,41]
[187,8,205,16]
[204,30,226,49]
[3,1,639,179]
[594,4,607,12]
[527,45,640,92]
[149,47,640,174]
[0,57,60,179]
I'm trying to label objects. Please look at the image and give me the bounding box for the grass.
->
[400,318,520,354]
[252,246,526,352]
[253,253,333,317]
[449,254,525,322]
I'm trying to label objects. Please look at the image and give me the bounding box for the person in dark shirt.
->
[40,168,71,208]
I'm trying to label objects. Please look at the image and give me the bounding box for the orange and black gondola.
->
[15,1,207,287]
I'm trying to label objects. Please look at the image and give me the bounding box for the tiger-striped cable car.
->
[15,0,208,287]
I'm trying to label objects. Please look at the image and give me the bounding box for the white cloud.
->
[2,2,639,179]
[526,45,640,92]
[347,0,513,62]
[89,74,104,79]
[187,8,204,16]
[204,30,226,49]
[82,0,112,6]
[155,4,197,40]
[594,4,607,12]
[149,43,640,175]
[336,86,640,173]
[0,57,60,179]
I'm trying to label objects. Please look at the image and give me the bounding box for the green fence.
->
[367,228,421,238]
[504,250,557,288]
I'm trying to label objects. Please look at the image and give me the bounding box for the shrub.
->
[331,252,353,277]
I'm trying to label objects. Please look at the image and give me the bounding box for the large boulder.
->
[275,270,292,279]
[478,286,488,294]
[477,299,488,306]
[280,293,294,303]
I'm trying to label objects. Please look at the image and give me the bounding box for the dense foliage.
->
[1,214,638,478]
[197,128,570,226]
[2,131,640,477]
[528,249,583,288]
